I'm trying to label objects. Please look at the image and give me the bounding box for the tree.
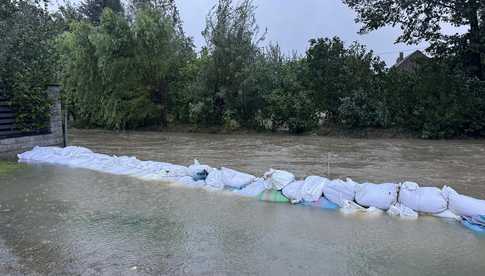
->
[343,0,485,80]
[305,37,385,120]
[0,0,59,132]
[193,0,265,126]
[78,0,124,24]
[57,5,193,129]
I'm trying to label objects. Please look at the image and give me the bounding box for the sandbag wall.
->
[18,146,485,231]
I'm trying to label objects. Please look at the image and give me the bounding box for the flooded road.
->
[1,129,485,275]
[71,129,485,197]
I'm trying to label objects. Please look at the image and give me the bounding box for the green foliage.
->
[189,0,265,127]
[0,0,58,132]
[305,37,385,119]
[57,6,192,129]
[79,0,124,24]
[343,0,485,80]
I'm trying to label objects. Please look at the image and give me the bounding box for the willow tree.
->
[192,0,266,126]
[343,0,485,79]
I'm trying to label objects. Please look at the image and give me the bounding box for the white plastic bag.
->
[387,203,418,219]
[235,178,268,197]
[340,200,383,216]
[301,176,328,203]
[205,169,224,190]
[264,169,295,190]
[282,180,305,203]
[355,182,398,210]
[398,182,447,214]
[220,167,255,189]
[432,210,461,220]
[442,186,485,217]
[323,178,358,207]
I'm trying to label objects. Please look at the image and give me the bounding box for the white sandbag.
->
[301,176,329,203]
[220,167,255,189]
[264,169,295,190]
[432,210,461,220]
[387,203,418,219]
[340,200,383,216]
[177,176,206,188]
[323,178,357,207]
[282,180,305,203]
[398,182,447,214]
[205,169,224,190]
[234,178,268,197]
[355,182,398,210]
[188,159,211,178]
[442,186,485,217]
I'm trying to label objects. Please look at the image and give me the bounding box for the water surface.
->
[0,129,484,275]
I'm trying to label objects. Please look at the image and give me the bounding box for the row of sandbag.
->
[18,146,485,219]
[262,169,485,219]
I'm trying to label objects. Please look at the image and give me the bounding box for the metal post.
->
[63,104,68,147]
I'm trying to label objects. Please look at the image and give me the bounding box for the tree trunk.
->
[468,3,483,80]
[158,79,169,128]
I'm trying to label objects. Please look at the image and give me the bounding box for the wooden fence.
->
[0,97,18,138]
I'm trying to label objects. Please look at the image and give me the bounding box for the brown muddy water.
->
[0,129,484,275]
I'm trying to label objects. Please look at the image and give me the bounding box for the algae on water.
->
[0,161,24,175]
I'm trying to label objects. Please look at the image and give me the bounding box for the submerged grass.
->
[0,160,24,175]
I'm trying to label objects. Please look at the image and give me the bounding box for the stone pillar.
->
[47,85,63,139]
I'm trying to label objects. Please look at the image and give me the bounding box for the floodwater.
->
[0,130,483,275]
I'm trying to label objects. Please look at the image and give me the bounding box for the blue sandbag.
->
[301,197,339,210]
[462,216,485,234]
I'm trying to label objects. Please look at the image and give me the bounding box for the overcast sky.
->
[172,0,430,66]
[55,0,435,65]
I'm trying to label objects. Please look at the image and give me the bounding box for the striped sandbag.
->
[258,190,289,203]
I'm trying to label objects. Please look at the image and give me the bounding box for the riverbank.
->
[131,124,465,140]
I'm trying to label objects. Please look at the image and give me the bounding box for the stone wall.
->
[0,85,64,158]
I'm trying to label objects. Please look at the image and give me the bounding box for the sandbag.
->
[301,197,339,210]
[176,176,206,188]
[301,176,328,203]
[234,178,268,197]
[340,200,383,216]
[387,203,418,220]
[355,182,398,210]
[258,190,289,203]
[264,169,295,190]
[322,179,357,207]
[282,180,305,203]
[442,186,485,217]
[188,159,211,179]
[205,169,224,190]
[432,210,460,220]
[398,182,447,214]
[220,167,255,189]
